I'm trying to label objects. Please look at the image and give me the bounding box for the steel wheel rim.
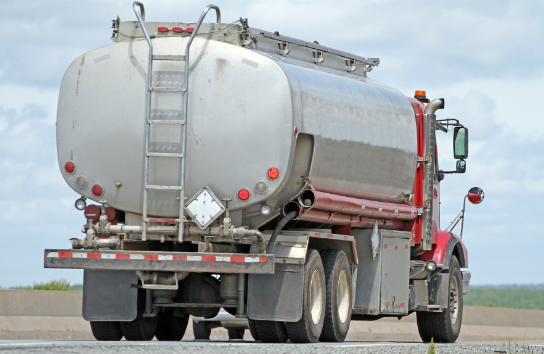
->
[450,274,459,325]
[310,269,323,325]
[337,269,350,323]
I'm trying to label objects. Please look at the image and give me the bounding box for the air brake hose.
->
[265,210,298,254]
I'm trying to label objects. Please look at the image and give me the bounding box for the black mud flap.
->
[82,270,138,321]
[247,263,303,322]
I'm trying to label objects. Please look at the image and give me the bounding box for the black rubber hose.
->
[265,210,298,254]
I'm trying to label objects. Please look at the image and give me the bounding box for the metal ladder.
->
[133,2,221,242]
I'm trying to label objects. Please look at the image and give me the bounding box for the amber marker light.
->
[267,167,280,180]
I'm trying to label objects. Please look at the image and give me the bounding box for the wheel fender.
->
[420,231,468,269]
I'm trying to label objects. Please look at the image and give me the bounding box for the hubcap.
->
[310,269,323,325]
[450,275,459,325]
[337,270,350,323]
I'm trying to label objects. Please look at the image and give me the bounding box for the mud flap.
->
[247,263,303,322]
[82,270,138,321]
[429,273,450,309]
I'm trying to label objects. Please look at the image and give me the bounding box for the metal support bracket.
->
[278,42,290,55]
[313,51,324,63]
[345,59,356,72]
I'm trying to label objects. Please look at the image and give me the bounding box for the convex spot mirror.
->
[467,187,484,204]
[453,127,469,159]
[456,159,466,173]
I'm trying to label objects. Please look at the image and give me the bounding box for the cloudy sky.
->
[1,0,543,287]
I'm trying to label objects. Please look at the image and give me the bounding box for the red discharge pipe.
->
[298,187,417,221]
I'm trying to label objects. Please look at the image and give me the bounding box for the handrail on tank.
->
[133,2,152,47]
[180,5,221,242]
[184,5,221,99]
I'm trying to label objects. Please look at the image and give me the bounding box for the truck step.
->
[149,120,185,124]
[145,185,183,190]
[149,87,186,92]
[147,152,184,158]
[152,54,186,61]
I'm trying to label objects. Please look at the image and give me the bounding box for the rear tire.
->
[248,319,260,341]
[155,309,189,341]
[285,249,326,343]
[90,321,123,341]
[253,320,288,343]
[227,328,245,340]
[319,249,352,342]
[119,288,158,341]
[193,320,211,340]
[416,256,463,343]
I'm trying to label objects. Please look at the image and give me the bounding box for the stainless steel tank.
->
[56,23,417,224]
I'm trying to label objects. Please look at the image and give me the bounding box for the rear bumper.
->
[44,250,275,274]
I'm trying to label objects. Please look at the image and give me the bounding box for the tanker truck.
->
[45,2,484,344]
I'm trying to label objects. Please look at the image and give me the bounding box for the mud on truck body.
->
[45,2,484,343]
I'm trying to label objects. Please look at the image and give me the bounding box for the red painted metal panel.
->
[420,231,468,267]
[308,189,417,220]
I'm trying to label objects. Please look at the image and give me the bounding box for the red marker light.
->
[238,189,250,200]
[65,161,76,174]
[158,27,169,32]
[172,27,183,33]
[92,184,104,197]
[186,28,194,33]
[267,167,280,180]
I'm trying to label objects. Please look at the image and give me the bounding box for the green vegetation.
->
[427,338,435,354]
[1,279,83,291]
[464,285,544,310]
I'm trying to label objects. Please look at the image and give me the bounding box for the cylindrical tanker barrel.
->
[56,31,417,224]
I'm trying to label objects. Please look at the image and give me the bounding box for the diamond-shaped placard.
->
[184,186,225,229]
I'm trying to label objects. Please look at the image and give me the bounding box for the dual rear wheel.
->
[91,288,188,342]
[91,308,189,341]
[249,248,352,343]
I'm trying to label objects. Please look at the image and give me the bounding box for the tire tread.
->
[319,249,352,342]
[90,321,123,341]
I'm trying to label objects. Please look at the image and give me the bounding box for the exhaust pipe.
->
[424,98,445,115]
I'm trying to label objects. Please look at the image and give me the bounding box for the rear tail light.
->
[65,161,76,174]
[238,189,250,200]
[92,184,104,197]
[75,176,88,189]
[186,28,194,33]
[254,181,267,194]
[172,27,183,33]
[158,27,169,32]
[267,167,280,179]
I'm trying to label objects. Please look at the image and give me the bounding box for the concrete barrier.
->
[0,290,92,340]
[1,290,543,343]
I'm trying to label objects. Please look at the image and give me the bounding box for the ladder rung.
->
[149,87,186,92]
[144,218,181,223]
[147,152,184,158]
[153,54,186,61]
[149,120,186,124]
[145,185,183,190]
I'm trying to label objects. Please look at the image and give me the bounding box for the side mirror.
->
[453,127,469,159]
[456,159,466,173]
[467,187,484,204]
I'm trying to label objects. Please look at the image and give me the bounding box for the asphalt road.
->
[0,340,543,353]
